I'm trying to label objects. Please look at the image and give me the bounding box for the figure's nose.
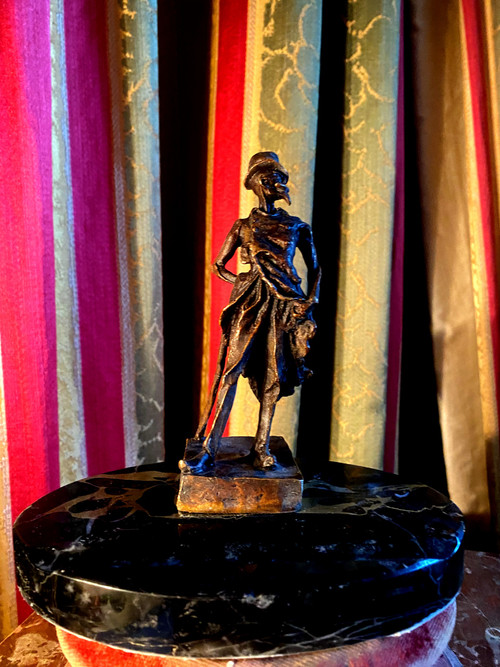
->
[275,183,291,205]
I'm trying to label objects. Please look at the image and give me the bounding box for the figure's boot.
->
[253,440,276,469]
[181,379,238,474]
[178,448,214,474]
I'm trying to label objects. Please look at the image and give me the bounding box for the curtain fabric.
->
[0,0,162,636]
[1,0,499,642]
[410,0,500,541]
[202,0,322,452]
[330,0,403,470]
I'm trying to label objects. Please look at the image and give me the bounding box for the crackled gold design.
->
[330,0,400,468]
[108,0,164,466]
[230,0,322,453]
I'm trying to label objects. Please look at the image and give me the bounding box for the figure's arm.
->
[298,223,321,304]
[212,220,242,284]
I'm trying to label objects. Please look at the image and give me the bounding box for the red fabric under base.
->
[56,599,456,666]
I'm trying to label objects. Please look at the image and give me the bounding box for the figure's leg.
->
[251,299,281,469]
[203,372,238,455]
[195,335,228,439]
[180,371,239,474]
[203,321,251,455]
[253,384,280,468]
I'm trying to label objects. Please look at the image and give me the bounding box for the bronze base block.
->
[176,436,303,514]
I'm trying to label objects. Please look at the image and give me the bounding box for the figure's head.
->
[244,151,291,209]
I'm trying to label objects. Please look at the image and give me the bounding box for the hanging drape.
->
[167,0,500,549]
[202,0,322,451]
[409,0,500,546]
[1,0,499,642]
[0,0,162,637]
[329,0,403,471]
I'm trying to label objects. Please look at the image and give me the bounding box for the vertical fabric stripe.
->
[488,1,500,206]
[13,0,59,492]
[230,0,323,452]
[64,1,125,475]
[16,3,59,478]
[203,0,249,434]
[384,2,405,473]
[460,0,500,532]
[16,3,58,472]
[239,0,265,214]
[0,341,17,639]
[483,0,500,536]
[0,0,58,622]
[0,0,58,521]
[211,0,248,394]
[201,0,220,410]
[454,0,493,524]
[412,0,492,527]
[107,1,137,469]
[51,0,87,485]
[461,0,500,405]
[0,0,162,631]
[116,0,163,465]
[330,0,401,469]
[229,0,265,439]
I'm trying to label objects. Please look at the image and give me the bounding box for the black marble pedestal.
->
[13,461,464,659]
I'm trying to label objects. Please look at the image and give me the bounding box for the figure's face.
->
[259,170,291,205]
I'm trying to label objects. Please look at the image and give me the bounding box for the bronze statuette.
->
[177,151,320,513]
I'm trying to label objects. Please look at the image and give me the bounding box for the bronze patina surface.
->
[179,151,320,478]
[177,436,303,514]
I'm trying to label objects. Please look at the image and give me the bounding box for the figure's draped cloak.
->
[219,208,316,402]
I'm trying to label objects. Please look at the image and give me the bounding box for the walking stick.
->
[195,334,228,440]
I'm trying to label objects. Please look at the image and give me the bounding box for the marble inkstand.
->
[14,154,464,664]
[13,459,464,664]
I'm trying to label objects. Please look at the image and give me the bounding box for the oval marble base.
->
[55,600,457,666]
[13,460,464,659]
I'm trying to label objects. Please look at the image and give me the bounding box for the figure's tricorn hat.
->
[244,151,289,190]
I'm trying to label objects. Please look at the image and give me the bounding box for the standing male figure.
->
[182,152,320,473]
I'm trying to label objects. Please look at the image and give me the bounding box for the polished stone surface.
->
[0,607,460,666]
[55,602,458,666]
[13,461,464,659]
